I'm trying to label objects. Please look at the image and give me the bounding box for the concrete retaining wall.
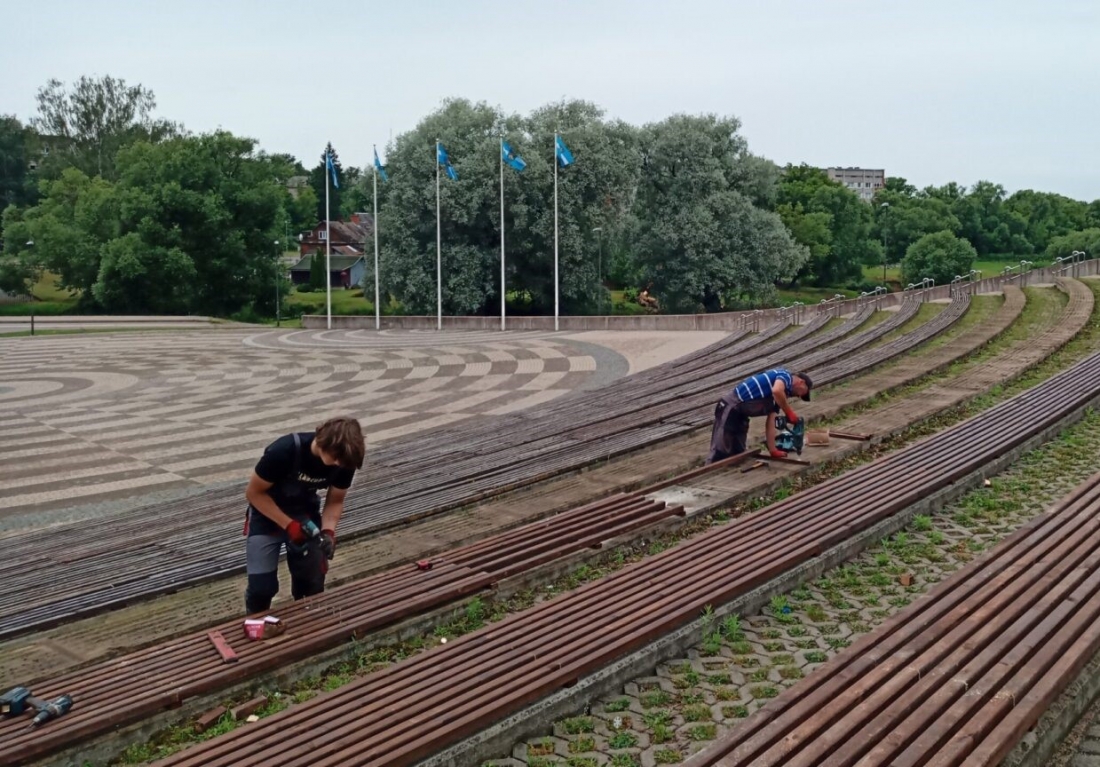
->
[301,259,1100,332]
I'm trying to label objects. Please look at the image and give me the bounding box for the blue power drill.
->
[1,686,73,729]
[774,414,806,455]
[287,519,321,556]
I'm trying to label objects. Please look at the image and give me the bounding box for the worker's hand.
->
[285,519,309,546]
[784,408,799,425]
[769,448,789,459]
[320,529,337,560]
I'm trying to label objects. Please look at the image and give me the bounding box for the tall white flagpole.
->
[500,137,506,331]
[553,132,559,332]
[373,144,380,332]
[325,148,332,330]
[436,139,442,332]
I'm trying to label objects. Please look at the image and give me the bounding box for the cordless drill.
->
[774,414,806,455]
[0,687,73,728]
[287,519,321,556]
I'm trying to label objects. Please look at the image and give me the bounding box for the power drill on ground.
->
[0,686,73,729]
[774,414,806,455]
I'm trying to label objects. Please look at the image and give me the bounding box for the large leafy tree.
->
[632,114,806,312]
[874,180,961,264]
[31,75,178,181]
[0,115,39,211]
[375,98,640,315]
[1044,228,1100,262]
[1004,189,1089,255]
[776,164,878,287]
[924,180,1030,256]
[901,230,977,285]
[5,131,283,314]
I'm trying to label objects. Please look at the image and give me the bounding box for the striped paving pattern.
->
[0,328,609,516]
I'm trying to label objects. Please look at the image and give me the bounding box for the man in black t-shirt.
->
[243,415,366,614]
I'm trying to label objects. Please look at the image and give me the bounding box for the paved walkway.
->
[0,327,722,519]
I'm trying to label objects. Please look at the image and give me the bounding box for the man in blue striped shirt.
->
[707,368,813,464]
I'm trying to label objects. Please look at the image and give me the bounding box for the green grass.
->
[608,290,651,315]
[776,286,859,304]
[284,287,376,317]
[861,259,1032,286]
[0,271,81,315]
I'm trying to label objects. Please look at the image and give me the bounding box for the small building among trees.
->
[291,213,372,289]
[288,254,366,290]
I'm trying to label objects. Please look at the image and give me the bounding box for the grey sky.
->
[3,0,1097,200]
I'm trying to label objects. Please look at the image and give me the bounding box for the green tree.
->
[632,114,805,312]
[91,233,195,312]
[310,143,344,223]
[0,116,38,211]
[1044,228,1100,262]
[0,207,38,295]
[375,98,640,315]
[876,188,960,264]
[308,252,326,290]
[5,167,118,304]
[31,75,178,181]
[925,180,1030,256]
[110,132,284,314]
[901,230,977,286]
[775,164,878,287]
[1088,200,1100,229]
[1004,189,1089,254]
[9,131,283,314]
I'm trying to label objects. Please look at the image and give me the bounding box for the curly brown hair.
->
[315,416,365,469]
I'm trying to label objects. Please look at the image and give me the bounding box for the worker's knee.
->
[244,572,279,613]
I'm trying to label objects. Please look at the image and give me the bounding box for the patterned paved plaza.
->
[0,328,633,517]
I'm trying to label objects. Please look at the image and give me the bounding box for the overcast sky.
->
[3,0,1097,200]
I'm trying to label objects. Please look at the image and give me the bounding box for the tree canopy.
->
[3,73,1100,317]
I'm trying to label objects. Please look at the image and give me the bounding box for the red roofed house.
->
[292,213,373,289]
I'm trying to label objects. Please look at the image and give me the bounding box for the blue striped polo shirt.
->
[734,369,793,404]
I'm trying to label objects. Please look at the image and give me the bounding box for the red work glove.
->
[285,519,309,546]
[320,529,337,560]
[784,408,799,425]
[770,448,789,459]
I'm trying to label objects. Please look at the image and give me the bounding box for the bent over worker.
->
[707,368,812,464]
[243,415,366,614]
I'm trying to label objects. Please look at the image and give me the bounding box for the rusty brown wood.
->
[827,431,873,441]
[207,631,237,664]
[0,491,682,766]
[124,343,1100,767]
[692,474,1100,767]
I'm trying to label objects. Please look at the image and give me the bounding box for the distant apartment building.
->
[827,167,886,202]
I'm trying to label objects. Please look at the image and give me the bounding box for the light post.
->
[24,240,35,335]
[592,226,603,315]
[879,202,890,283]
[273,240,281,327]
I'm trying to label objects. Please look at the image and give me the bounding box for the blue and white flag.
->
[555,135,574,168]
[502,141,527,172]
[326,148,339,188]
[373,147,389,182]
[437,142,458,181]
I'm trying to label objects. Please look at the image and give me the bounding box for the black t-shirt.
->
[248,432,356,535]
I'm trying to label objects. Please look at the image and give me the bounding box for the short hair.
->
[315,416,366,469]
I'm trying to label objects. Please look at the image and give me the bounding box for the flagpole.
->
[500,136,506,332]
[325,149,332,330]
[553,132,559,333]
[436,139,442,332]
[373,145,380,332]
